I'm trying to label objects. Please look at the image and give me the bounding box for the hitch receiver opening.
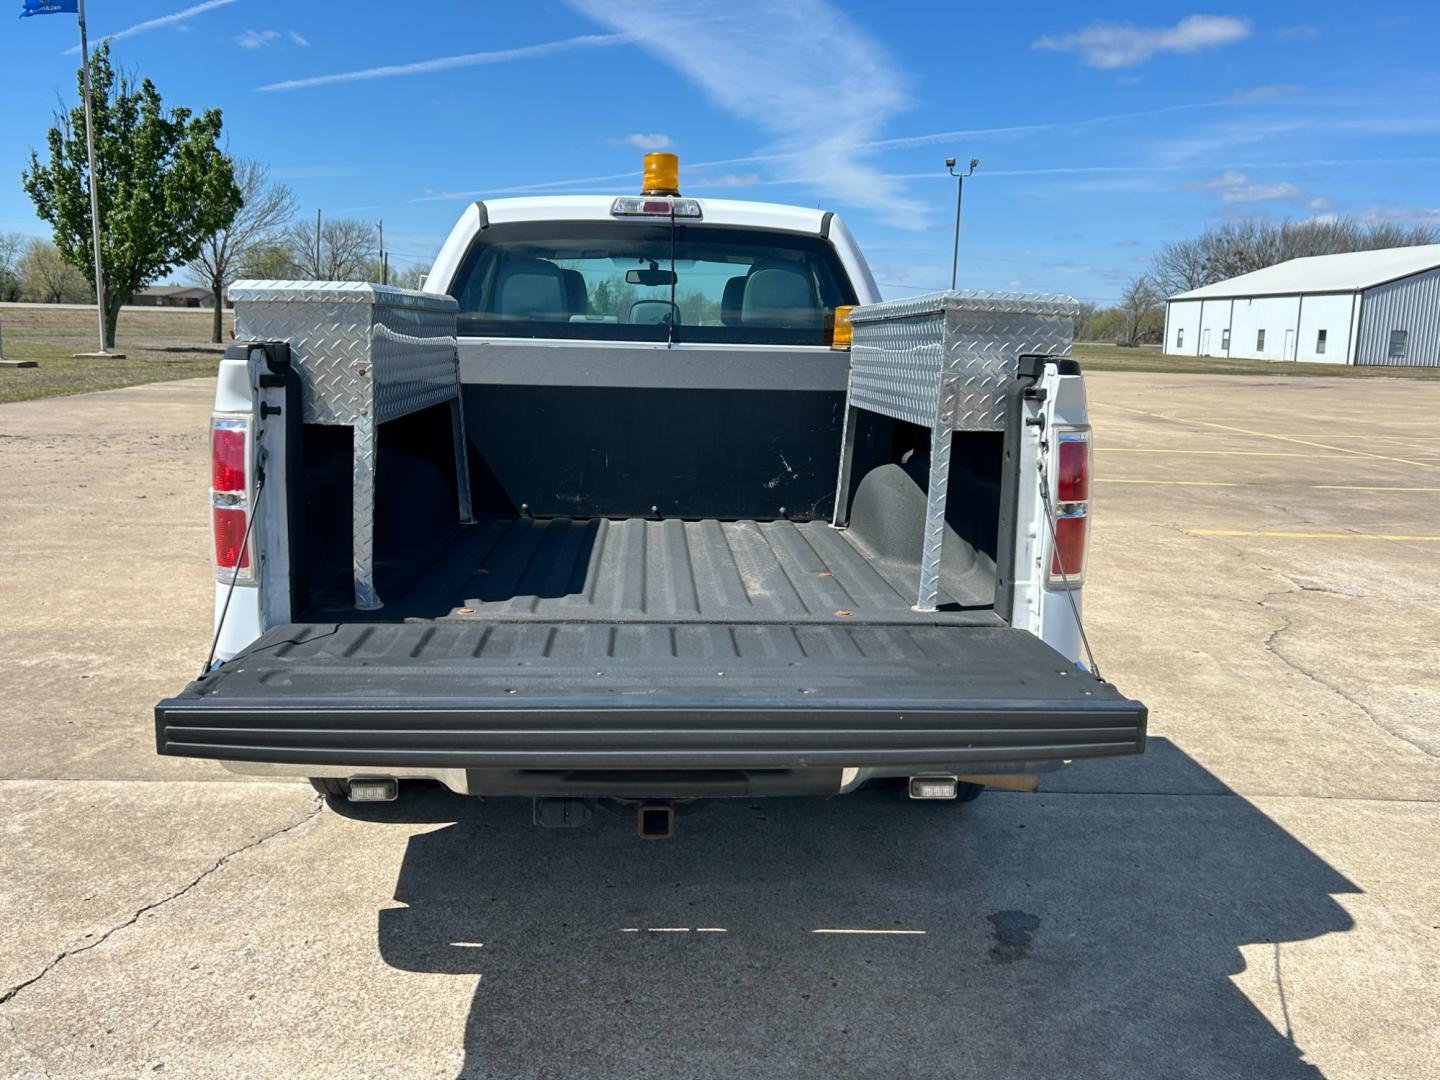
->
[637,803,675,839]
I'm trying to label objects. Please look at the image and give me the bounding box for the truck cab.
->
[156,156,1145,829]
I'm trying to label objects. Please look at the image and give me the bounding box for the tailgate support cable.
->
[200,474,266,679]
[1037,459,1102,682]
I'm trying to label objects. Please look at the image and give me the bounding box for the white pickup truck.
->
[155,155,1145,835]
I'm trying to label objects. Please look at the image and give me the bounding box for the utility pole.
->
[377,219,386,285]
[946,157,979,291]
[76,0,114,356]
[314,208,322,278]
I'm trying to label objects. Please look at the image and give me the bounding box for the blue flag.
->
[20,0,79,16]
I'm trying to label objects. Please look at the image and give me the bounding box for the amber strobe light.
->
[642,152,681,195]
[830,305,855,350]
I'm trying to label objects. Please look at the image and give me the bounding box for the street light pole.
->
[76,0,111,355]
[946,156,979,291]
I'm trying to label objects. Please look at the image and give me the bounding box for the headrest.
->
[741,262,818,326]
[560,268,588,315]
[721,275,747,325]
[494,257,568,320]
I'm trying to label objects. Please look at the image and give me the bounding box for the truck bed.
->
[311,515,1001,626]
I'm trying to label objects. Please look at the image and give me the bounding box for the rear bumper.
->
[155,699,1146,771]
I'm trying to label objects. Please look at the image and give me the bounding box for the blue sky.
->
[2,1,1438,303]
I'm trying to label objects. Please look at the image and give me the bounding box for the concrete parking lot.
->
[1,371,1437,1079]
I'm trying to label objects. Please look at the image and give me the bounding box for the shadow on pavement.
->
[361,739,1354,1079]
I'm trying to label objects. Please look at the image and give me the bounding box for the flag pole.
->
[76,0,110,355]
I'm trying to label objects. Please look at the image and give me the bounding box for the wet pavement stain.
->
[987,910,1041,963]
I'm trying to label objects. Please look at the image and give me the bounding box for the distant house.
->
[1164,245,1440,367]
[129,286,215,308]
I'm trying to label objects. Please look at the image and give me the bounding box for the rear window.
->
[448,220,857,345]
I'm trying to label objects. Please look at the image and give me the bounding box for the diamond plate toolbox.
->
[230,280,461,426]
[846,290,1080,431]
[230,280,469,610]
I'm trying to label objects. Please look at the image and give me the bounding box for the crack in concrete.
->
[0,796,323,1008]
[1258,589,1436,761]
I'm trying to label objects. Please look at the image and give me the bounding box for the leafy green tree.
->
[22,43,241,347]
[236,240,298,280]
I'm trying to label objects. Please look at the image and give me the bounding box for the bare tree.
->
[284,217,375,281]
[18,238,90,303]
[0,231,25,301]
[188,160,297,342]
[1070,300,1097,341]
[1119,275,1162,346]
[1148,215,1440,297]
[1148,237,1213,297]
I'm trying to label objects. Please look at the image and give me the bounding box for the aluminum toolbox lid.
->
[848,289,1081,324]
[227,279,458,313]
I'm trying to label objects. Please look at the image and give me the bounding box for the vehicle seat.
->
[741,262,819,326]
[560,268,588,316]
[629,299,680,325]
[721,275,747,326]
[494,257,569,320]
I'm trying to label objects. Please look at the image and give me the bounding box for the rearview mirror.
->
[626,268,677,287]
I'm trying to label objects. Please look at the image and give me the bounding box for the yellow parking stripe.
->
[1095,404,1438,471]
[1099,479,1242,487]
[1189,529,1440,541]
[1313,485,1440,492]
[1101,448,1348,458]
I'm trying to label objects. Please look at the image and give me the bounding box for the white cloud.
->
[1033,15,1251,69]
[237,30,281,49]
[1180,170,1307,204]
[608,133,673,151]
[1354,205,1440,227]
[565,0,918,225]
[66,0,235,54]
[257,33,631,92]
[1229,84,1302,100]
[692,172,764,188]
[238,29,310,50]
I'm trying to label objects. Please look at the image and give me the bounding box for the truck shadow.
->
[365,739,1354,1079]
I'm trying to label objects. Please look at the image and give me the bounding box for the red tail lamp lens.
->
[212,423,246,492]
[1057,435,1090,502]
[213,506,250,569]
[1049,514,1089,580]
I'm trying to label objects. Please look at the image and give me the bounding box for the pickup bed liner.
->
[155,622,1147,770]
[313,516,1000,625]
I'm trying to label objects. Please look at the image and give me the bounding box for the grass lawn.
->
[6,303,1439,405]
[0,303,232,404]
[1074,341,1440,379]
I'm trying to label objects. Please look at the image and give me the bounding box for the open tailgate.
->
[156,622,1146,770]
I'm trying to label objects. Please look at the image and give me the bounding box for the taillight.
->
[211,415,254,582]
[212,422,246,492]
[1047,428,1091,588]
[1057,431,1089,502]
[213,506,251,570]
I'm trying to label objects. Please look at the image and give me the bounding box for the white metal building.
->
[1164,245,1440,366]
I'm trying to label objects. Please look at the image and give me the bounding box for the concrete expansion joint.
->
[0,795,324,1009]
[1257,585,1436,762]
